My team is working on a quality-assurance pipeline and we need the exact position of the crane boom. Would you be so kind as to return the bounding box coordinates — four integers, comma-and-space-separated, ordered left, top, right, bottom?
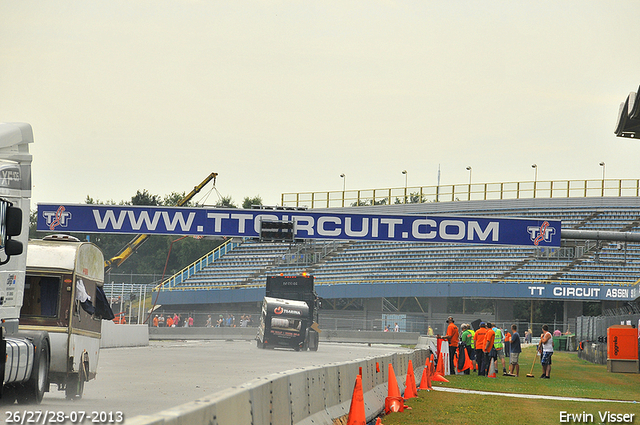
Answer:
104, 172, 218, 272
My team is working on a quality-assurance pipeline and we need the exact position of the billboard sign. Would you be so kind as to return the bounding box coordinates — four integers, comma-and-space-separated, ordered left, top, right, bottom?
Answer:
37, 204, 561, 247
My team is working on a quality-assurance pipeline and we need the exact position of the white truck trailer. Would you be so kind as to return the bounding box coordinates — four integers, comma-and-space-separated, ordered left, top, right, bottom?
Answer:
0, 122, 51, 403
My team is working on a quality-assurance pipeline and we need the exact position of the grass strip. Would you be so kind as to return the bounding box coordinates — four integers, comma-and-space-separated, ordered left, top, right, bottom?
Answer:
382, 346, 640, 424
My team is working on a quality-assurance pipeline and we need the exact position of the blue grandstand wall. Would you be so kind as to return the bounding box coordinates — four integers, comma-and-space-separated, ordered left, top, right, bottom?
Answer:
155, 280, 640, 305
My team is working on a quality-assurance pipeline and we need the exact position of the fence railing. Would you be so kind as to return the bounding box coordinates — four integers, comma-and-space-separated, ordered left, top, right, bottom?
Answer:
576, 314, 640, 342
281, 178, 640, 209
155, 238, 239, 291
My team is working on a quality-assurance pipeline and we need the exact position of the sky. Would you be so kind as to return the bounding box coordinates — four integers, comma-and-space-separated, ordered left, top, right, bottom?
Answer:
1, 1, 640, 210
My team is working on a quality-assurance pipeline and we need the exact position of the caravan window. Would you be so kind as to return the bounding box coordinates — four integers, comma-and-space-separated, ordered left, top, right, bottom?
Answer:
22, 275, 61, 317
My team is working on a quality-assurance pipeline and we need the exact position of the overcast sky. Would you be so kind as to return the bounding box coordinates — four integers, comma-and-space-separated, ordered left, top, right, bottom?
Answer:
1, 1, 639, 209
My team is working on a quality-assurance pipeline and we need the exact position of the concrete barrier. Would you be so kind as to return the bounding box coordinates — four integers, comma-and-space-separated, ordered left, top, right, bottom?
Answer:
100, 321, 149, 348
127, 347, 428, 425
149, 327, 420, 345
149, 326, 257, 340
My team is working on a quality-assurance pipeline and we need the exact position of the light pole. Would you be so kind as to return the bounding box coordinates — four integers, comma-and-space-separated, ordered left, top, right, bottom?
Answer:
532, 164, 538, 198
466, 166, 472, 200
402, 170, 408, 203
599, 162, 605, 196
340, 174, 346, 207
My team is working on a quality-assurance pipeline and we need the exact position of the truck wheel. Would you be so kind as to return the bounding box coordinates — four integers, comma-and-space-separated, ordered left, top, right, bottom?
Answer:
309, 330, 319, 352
17, 340, 49, 404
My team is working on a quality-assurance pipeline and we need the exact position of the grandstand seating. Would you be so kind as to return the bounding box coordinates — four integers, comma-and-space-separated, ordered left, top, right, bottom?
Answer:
165, 198, 640, 291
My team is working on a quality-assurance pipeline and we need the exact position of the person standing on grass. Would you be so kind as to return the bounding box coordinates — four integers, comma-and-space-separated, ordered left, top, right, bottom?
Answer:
460, 323, 476, 374
474, 322, 488, 376
483, 322, 496, 376
504, 328, 511, 357
508, 324, 521, 377
538, 324, 553, 379
492, 324, 507, 375
444, 316, 459, 375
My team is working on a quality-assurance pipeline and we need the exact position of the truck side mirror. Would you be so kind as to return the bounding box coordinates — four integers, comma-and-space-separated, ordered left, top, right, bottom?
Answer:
0, 200, 23, 263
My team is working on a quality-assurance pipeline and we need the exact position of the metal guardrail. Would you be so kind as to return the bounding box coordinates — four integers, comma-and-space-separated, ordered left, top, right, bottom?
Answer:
155, 238, 239, 291
281, 178, 640, 208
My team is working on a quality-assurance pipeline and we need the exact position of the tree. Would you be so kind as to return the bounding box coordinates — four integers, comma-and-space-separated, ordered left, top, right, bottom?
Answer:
242, 195, 263, 209
215, 196, 237, 208
130, 189, 161, 206
163, 191, 190, 206
394, 192, 427, 204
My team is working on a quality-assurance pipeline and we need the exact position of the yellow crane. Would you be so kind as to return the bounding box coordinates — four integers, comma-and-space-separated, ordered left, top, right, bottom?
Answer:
104, 172, 218, 272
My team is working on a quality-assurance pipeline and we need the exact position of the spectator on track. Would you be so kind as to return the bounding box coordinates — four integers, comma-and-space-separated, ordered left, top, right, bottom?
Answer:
206, 315, 212, 327
153, 315, 159, 327
188, 316, 194, 327
158, 313, 165, 327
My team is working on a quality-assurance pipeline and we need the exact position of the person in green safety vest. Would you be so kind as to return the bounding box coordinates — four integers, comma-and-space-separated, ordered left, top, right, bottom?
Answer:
492, 324, 507, 375
460, 324, 476, 374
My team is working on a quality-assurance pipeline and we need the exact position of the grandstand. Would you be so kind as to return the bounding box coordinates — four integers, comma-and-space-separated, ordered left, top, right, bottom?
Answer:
154, 183, 640, 331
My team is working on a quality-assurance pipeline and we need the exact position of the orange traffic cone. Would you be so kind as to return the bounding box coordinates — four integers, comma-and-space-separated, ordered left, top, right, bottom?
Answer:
487, 358, 497, 378
347, 375, 366, 425
419, 367, 430, 390
432, 353, 450, 382
419, 357, 431, 390
436, 352, 445, 376
387, 364, 401, 398
404, 360, 417, 399
385, 364, 404, 414
431, 372, 449, 383
463, 351, 473, 372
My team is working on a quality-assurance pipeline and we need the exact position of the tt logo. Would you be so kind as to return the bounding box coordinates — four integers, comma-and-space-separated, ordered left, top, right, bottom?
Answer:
42, 206, 72, 230
527, 221, 556, 246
